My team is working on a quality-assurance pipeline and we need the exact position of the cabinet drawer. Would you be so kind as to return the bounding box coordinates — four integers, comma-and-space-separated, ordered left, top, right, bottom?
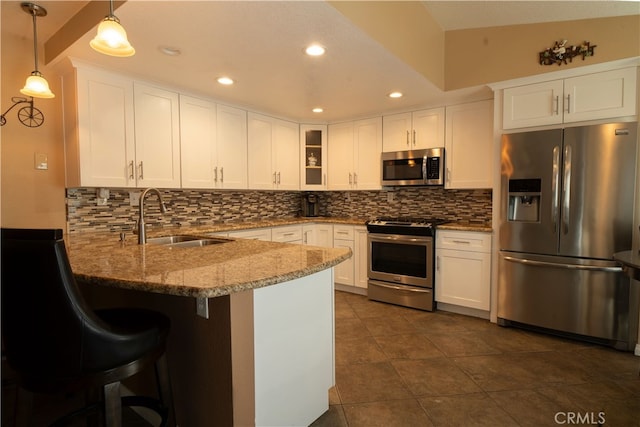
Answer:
272, 225, 303, 243
333, 225, 354, 241
436, 230, 491, 253
227, 228, 272, 241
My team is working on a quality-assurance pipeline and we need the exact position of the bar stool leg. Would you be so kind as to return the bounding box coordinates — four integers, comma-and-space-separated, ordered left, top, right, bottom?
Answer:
155, 353, 176, 426
103, 382, 122, 427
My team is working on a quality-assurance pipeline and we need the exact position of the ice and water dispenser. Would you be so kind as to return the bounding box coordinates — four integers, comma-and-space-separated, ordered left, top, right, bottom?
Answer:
507, 179, 541, 222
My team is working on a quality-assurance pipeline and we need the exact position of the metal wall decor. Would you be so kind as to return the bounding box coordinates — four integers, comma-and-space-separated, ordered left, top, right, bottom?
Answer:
0, 97, 44, 127
539, 39, 597, 66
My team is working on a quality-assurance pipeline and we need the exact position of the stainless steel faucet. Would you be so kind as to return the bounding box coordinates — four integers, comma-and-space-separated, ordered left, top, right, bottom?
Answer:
138, 188, 168, 244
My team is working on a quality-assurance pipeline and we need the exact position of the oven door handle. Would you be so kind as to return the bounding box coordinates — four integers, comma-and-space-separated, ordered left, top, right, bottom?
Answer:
368, 233, 432, 244
369, 281, 431, 293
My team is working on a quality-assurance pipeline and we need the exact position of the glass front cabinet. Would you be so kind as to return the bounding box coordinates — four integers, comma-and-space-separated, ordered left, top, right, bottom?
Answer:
300, 124, 328, 190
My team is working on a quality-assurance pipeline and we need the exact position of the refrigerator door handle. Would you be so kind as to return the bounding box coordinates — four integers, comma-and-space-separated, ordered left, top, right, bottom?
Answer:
502, 256, 623, 272
551, 145, 561, 234
562, 144, 572, 234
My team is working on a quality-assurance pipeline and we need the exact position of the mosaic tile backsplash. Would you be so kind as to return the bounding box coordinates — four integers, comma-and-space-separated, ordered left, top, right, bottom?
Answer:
66, 187, 492, 233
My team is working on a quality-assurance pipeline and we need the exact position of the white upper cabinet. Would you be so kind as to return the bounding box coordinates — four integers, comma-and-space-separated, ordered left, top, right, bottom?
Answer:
382, 107, 445, 152
328, 117, 382, 190
179, 95, 217, 189
300, 125, 328, 190
133, 83, 181, 188
248, 113, 299, 190
502, 67, 637, 129
63, 65, 136, 188
445, 100, 494, 189
216, 104, 248, 189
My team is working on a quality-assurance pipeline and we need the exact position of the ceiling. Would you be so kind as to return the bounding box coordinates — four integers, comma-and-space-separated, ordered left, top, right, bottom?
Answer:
3, 1, 639, 123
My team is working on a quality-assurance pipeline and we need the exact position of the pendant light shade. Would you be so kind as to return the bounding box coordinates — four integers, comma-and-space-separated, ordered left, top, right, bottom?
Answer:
90, 1, 135, 57
21, 71, 55, 99
20, 3, 54, 99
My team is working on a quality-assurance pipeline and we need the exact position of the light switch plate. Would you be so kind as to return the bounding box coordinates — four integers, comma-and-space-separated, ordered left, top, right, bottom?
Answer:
34, 153, 48, 170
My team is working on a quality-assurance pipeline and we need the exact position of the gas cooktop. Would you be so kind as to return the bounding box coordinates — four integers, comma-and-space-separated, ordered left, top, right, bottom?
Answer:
366, 217, 449, 235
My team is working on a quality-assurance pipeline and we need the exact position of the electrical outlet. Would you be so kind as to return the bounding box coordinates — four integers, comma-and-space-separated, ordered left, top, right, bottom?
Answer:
129, 191, 141, 207
196, 298, 209, 319
387, 192, 394, 202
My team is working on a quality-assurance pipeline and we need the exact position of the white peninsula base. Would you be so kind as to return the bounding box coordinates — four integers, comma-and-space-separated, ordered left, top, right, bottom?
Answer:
231, 269, 335, 426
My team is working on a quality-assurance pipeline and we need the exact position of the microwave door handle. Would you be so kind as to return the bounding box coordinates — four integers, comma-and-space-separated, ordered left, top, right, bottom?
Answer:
551, 145, 560, 234
422, 156, 427, 183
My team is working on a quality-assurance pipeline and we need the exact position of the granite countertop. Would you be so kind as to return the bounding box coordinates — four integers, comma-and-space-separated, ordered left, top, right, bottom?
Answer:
148, 216, 493, 234
437, 222, 493, 233
65, 216, 490, 298
66, 231, 351, 298
614, 250, 640, 281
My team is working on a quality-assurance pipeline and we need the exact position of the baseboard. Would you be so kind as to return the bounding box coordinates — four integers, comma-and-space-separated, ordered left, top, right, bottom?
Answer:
635, 343, 640, 356
436, 302, 490, 320
335, 283, 367, 296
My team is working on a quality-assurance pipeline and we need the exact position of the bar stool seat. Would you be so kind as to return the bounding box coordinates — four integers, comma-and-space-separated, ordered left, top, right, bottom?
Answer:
1, 228, 175, 426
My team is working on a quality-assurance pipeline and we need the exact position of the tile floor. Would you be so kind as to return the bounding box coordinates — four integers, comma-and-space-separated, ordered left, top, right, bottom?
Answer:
4, 290, 639, 426
311, 291, 640, 427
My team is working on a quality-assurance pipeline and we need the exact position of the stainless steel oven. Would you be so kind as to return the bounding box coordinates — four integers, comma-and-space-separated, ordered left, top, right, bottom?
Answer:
367, 217, 446, 311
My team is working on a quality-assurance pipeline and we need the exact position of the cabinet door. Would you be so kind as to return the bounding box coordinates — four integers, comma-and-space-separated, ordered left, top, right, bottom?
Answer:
68, 67, 135, 188
354, 227, 368, 289
315, 224, 334, 247
248, 113, 275, 189
273, 119, 300, 190
412, 107, 445, 150
180, 95, 217, 189
334, 239, 355, 286
301, 125, 328, 190
564, 67, 637, 123
133, 83, 181, 188
502, 80, 563, 129
328, 122, 355, 190
217, 105, 248, 189
436, 248, 491, 310
353, 117, 382, 190
382, 112, 412, 152
445, 100, 494, 189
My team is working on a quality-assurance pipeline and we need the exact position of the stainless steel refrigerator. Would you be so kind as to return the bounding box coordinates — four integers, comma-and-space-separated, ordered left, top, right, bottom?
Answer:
498, 122, 639, 350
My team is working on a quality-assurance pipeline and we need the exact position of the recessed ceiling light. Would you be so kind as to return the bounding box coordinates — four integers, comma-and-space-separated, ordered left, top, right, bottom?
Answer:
159, 46, 181, 56
305, 44, 326, 56
388, 92, 403, 98
312, 107, 324, 113
217, 77, 234, 85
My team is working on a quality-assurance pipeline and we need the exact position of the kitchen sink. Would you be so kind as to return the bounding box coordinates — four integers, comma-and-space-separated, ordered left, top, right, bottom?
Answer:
146, 235, 231, 248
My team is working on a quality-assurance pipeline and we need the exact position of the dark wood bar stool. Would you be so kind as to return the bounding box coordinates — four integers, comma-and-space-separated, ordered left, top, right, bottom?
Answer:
1, 228, 175, 426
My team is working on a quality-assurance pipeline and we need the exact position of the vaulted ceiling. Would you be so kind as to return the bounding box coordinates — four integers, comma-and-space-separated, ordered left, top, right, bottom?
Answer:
2, 1, 638, 122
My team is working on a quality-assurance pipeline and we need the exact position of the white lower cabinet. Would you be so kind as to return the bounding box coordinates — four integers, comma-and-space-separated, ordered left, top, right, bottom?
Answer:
302, 224, 333, 247
354, 226, 368, 290
332, 225, 367, 291
333, 225, 355, 286
435, 230, 491, 311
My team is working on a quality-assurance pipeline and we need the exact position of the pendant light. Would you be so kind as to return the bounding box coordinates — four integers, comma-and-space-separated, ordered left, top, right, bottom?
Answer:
20, 3, 55, 99
90, 0, 135, 57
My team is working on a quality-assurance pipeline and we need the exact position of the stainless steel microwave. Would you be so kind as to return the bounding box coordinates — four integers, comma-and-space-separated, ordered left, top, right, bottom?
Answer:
381, 148, 445, 186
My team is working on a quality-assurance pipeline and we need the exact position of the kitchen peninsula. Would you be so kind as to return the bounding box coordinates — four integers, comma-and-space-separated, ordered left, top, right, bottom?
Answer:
66, 230, 351, 427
